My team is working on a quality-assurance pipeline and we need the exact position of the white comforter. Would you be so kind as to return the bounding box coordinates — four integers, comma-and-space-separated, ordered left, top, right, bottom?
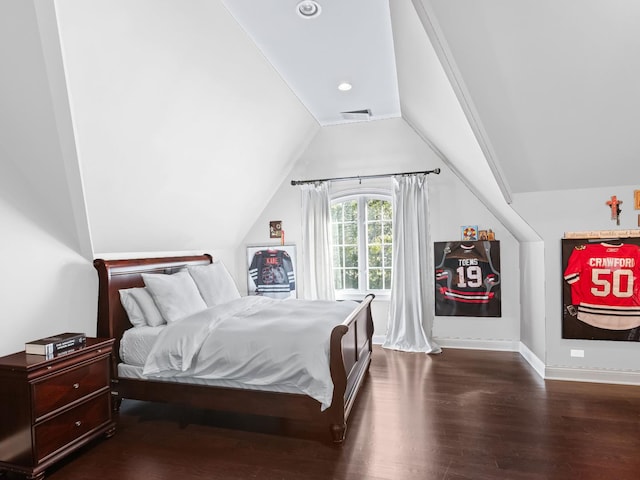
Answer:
142, 296, 359, 410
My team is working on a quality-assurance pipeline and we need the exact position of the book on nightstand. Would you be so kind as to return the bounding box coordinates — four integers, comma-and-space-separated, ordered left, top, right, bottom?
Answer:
25, 332, 86, 356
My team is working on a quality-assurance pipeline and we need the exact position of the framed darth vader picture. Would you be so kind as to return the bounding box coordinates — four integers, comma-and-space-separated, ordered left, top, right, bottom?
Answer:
246, 245, 297, 299
434, 240, 501, 317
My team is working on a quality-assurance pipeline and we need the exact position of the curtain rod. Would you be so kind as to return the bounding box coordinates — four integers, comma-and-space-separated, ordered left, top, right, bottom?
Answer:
290, 168, 441, 186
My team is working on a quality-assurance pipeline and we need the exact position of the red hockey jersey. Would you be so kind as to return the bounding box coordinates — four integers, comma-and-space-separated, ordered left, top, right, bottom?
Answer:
564, 242, 640, 330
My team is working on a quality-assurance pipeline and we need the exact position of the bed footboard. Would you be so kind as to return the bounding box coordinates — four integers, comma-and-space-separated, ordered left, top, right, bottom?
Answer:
326, 294, 375, 442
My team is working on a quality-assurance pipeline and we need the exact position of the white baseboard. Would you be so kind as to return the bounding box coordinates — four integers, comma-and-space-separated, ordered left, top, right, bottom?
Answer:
545, 366, 640, 386
372, 336, 640, 386
518, 342, 546, 379
434, 337, 520, 352
518, 342, 640, 385
374, 335, 520, 351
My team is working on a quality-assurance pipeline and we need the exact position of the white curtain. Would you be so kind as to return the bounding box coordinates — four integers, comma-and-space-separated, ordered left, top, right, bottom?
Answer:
300, 182, 335, 301
383, 175, 441, 354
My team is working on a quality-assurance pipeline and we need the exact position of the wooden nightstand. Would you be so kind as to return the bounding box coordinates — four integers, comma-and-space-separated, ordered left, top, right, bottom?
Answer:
0, 337, 116, 479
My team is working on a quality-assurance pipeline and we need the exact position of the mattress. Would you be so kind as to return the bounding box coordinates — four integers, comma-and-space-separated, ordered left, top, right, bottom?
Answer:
117, 363, 299, 395
118, 322, 299, 395
119, 326, 164, 367
117, 297, 358, 407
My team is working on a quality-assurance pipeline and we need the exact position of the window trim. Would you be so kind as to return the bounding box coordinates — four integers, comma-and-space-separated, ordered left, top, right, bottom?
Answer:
330, 188, 392, 300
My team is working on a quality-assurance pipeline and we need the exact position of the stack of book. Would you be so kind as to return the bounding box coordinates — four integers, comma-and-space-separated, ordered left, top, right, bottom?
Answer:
25, 333, 86, 358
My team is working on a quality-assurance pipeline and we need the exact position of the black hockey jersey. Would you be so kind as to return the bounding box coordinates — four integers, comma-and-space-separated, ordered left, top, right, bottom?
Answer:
434, 241, 501, 317
248, 249, 295, 298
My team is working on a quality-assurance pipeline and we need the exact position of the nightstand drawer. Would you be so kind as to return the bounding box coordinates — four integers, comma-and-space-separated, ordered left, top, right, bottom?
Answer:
0, 337, 115, 478
34, 392, 111, 462
32, 356, 110, 419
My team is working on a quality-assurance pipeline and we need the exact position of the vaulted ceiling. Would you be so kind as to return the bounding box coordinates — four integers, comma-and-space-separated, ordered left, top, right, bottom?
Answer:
223, 0, 640, 198
5, 0, 637, 256
221, 0, 401, 125
424, 0, 640, 196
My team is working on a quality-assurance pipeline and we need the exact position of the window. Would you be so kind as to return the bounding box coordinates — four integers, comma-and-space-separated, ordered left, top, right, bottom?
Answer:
331, 195, 392, 296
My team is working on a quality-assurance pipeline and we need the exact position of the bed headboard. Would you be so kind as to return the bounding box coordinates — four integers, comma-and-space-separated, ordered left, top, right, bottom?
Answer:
93, 254, 212, 363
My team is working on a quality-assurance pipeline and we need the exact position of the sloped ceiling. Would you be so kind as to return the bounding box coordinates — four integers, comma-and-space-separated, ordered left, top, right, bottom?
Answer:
422, 0, 640, 195
0, 0, 84, 252
43, 0, 638, 255
219, 0, 639, 200
390, 0, 536, 241
54, 0, 319, 254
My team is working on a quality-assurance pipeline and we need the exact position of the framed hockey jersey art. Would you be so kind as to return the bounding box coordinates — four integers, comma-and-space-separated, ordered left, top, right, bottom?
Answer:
247, 245, 297, 299
562, 238, 640, 341
434, 240, 501, 317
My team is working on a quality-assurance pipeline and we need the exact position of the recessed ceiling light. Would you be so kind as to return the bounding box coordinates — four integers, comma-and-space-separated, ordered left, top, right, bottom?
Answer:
338, 82, 352, 92
297, 1, 321, 18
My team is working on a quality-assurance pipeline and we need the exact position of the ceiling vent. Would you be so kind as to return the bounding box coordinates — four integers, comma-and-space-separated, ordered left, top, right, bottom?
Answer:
340, 109, 372, 121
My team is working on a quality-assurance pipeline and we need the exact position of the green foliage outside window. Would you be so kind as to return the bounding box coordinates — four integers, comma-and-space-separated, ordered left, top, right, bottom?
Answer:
331, 196, 392, 293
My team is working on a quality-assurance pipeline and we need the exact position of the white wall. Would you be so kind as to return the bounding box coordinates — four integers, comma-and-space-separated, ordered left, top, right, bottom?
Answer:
1, 0, 87, 256
392, 0, 537, 242
0, 194, 97, 357
429, 156, 520, 350
242, 118, 521, 347
55, 0, 319, 254
513, 185, 640, 373
0, 0, 96, 357
518, 241, 546, 361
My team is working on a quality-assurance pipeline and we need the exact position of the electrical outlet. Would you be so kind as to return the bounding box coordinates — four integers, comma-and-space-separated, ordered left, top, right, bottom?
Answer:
570, 349, 584, 358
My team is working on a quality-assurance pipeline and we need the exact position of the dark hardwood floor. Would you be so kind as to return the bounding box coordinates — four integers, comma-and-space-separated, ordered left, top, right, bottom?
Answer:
11, 346, 640, 480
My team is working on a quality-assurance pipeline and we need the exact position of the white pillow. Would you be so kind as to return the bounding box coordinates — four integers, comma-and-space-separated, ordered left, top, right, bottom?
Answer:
142, 271, 207, 323
119, 287, 166, 327
188, 261, 241, 307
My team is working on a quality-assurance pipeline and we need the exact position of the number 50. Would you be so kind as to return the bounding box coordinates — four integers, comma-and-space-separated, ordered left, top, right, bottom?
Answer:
591, 268, 633, 298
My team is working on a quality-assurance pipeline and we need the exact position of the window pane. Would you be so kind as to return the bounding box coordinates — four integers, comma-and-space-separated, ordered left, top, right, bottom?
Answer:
368, 245, 382, 268
331, 203, 343, 222
383, 245, 393, 267
367, 199, 382, 221
344, 223, 358, 244
345, 269, 359, 289
344, 200, 358, 221
333, 246, 343, 268
383, 268, 392, 289
332, 224, 343, 245
368, 269, 382, 290
344, 246, 358, 267
334, 269, 344, 290
382, 221, 393, 243
367, 222, 382, 244
382, 200, 392, 220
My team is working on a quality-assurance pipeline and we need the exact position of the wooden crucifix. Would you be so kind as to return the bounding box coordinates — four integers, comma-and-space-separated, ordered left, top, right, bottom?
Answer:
606, 195, 623, 225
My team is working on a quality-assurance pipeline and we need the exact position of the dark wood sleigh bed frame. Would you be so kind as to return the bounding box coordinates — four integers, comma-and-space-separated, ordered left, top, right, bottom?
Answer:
94, 254, 374, 443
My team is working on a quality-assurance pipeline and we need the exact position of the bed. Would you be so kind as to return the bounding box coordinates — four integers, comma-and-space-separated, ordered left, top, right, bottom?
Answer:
93, 254, 374, 443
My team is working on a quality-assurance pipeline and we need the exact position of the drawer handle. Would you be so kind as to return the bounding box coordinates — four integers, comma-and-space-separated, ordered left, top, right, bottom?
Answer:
73, 383, 80, 389
75, 421, 82, 428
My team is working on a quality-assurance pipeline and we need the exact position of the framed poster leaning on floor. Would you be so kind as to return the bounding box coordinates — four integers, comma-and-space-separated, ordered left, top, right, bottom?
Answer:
246, 245, 297, 299
434, 240, 501, 317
